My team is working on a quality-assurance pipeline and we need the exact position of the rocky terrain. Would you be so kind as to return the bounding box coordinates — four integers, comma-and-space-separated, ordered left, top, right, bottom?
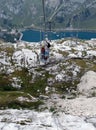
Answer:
0, 38, 96, 129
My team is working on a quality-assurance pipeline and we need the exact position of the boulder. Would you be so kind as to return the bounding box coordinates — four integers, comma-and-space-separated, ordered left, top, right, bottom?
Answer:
77, 71, 96, 96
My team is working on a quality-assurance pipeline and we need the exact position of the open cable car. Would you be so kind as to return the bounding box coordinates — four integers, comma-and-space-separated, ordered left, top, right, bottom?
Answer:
40, 0, 51, 64
40, 37, 51, 64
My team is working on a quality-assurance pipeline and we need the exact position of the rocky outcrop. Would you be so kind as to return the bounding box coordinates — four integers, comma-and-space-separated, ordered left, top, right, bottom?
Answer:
77, 71, 96, 97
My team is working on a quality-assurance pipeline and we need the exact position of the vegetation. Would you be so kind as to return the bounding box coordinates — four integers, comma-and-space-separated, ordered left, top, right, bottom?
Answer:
0, 38, 96, 110
0, 66, 50, 109
0, 91, 43, 109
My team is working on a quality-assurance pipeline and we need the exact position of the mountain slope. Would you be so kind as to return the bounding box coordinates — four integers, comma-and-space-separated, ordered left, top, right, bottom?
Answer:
0, 0, 96, 30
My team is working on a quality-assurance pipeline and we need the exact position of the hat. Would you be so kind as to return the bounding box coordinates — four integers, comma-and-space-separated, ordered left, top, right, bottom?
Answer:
42, 42, 45, 47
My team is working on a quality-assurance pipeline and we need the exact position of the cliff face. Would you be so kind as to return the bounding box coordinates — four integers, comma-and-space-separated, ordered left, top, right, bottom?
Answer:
0, 0, 96, 29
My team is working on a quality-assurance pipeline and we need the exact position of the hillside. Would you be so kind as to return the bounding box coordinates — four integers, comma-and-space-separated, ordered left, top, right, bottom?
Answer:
0, 0, 96, 30
0, 38, 96, 129
0, 38, 96, 108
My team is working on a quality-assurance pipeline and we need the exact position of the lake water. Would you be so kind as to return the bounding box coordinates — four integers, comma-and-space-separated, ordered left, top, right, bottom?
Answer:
21, 29, 96, 42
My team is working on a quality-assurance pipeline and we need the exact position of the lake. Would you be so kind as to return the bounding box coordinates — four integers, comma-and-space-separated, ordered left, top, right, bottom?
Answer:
21, 29, 96, 42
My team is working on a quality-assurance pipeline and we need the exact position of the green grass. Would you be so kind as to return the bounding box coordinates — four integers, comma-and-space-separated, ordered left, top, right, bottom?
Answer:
5, 46, 14, 57
10, 68, 52, 97
23, 71, 51, 97
53, 81, 78, 94
89, 63, 96, 72
12, 68, 44, 96
0, 74, 16, 91
0, 67, 52, 97
73, 59, 87, 68
12, 67, 32, 88
58, 50, 69, 57
0, 91, 43, 109
0, 68, 48, 109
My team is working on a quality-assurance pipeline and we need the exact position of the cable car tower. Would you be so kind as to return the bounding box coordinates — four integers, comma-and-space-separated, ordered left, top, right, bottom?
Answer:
42, 0, 64, 40
42, 0, 47, 39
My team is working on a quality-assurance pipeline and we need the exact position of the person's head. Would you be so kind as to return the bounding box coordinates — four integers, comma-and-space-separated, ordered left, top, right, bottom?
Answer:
42, 42, 45, 47
45, 37, 48, 41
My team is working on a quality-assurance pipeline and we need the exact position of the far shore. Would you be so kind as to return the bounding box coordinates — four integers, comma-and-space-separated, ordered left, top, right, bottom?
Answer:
19, 26, 96, 33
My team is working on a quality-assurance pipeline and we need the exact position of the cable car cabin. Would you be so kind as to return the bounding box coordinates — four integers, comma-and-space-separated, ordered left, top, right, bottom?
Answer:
40, 40, 51, 64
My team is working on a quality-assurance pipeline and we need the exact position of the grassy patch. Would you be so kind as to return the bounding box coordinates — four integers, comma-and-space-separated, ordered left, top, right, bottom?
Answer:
74, 59, 87, 68
0, 67, 45, 109
7, 100, 43, 110
90, 63, 96, 72
0, 91, 43, 109
52, 78, 79, 95
50, 106, 56, 112
23, 71, 50, 97
35, 67, 45, 72
5, 46, 14, 56
12, 68, 51, 97
58, 50, 69, 57
12, 67, 32, 88
0, 44, 14, 57
0, 74, 16, 91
